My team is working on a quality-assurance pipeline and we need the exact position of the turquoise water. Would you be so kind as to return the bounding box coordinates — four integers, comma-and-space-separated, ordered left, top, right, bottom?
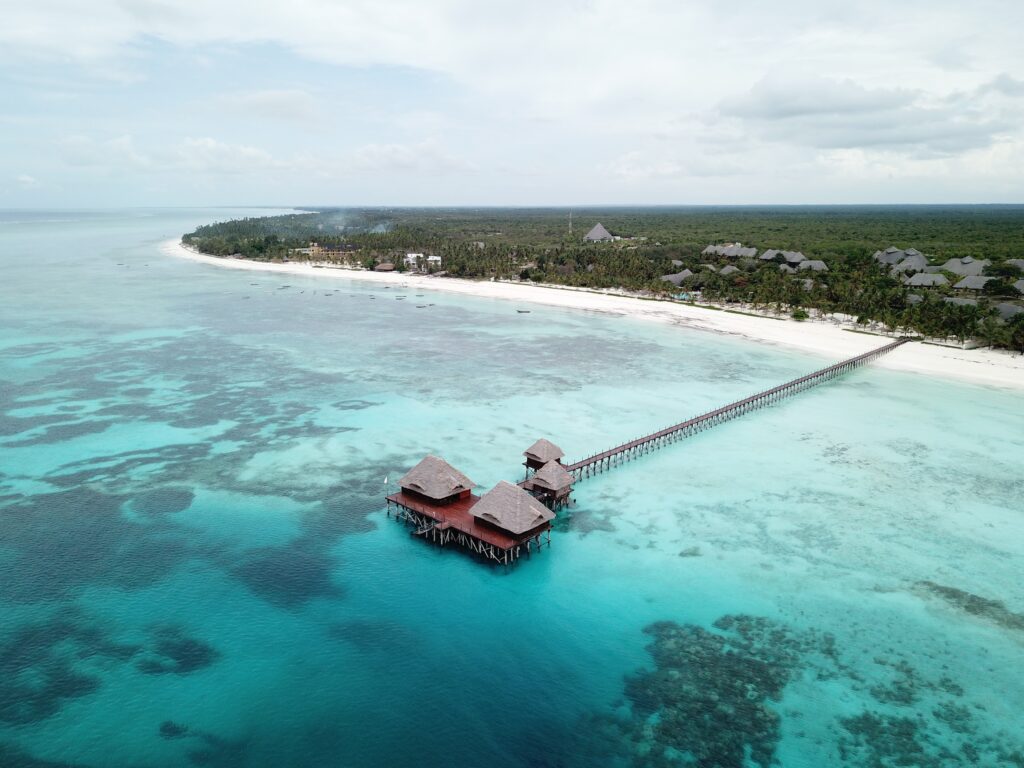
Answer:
1, 209, 1022, 767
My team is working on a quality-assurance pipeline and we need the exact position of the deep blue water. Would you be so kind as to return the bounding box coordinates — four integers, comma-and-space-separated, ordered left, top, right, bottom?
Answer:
1, 209, 1022, 767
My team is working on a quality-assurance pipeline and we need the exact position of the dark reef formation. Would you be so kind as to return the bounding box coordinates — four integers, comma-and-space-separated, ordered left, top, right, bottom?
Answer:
136, 625, 220, 675
917, 581, 1024, 633
575, 613, 1024, 768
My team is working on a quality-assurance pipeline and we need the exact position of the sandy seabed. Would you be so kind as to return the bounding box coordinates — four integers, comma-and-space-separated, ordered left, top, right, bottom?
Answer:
161, 239, 1024, 391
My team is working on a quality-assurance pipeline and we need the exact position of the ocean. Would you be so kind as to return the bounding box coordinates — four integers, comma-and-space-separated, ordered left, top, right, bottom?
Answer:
1, 208, 1022, 767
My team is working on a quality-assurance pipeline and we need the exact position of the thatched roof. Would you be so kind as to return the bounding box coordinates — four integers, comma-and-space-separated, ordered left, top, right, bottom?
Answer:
798, 260, 828, 272
874, 247, 906, 266
995, 302, 1023, 321
661, 269, 693, 286
472, 481, 555, 534
719, 265, 740, 276
398, 455, 475, 500
941, 257, 990, 277
1015, 279, 1024, 295
953, 276, 993, 291
584, 223, 613, 242
1006, 259, 1024, 271
527, 460, 574, 493
904, 272, 948, 287
706, 244, 756, 258
892, 253, 928, 273
524, 438, 564, 463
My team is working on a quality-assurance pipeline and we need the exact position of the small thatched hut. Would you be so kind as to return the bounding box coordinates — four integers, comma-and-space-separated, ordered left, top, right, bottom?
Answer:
472, 481, 555, 535
398, 455, 475, 504
524, 438, 565, 472
525, 460, 574, 508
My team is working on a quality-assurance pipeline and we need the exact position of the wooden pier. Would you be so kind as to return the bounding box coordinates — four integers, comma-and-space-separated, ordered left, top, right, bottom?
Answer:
564, 337, 910, 481
386, 337, 910, 565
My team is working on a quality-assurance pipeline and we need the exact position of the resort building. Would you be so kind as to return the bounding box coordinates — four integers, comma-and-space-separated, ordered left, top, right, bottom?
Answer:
472, 481, 555, 536
524, 438, 565, 473
952, 276, 994, 291
798, 260, 829, 272
873, 247, 931, 273
661, 269, 694, 286
996, 303, 1024, 321
719, 265, 740, 276
375, 262, 395, 272
397, 455, 475, 504
940, 257, 990, 277
524, 460, 574, 509
404, 253, 424, 267
760, 249, 807, 264
904, 273, 948, 287
386, 457, 554, 565
703, 243, 758, 258
584, 223, 614, 242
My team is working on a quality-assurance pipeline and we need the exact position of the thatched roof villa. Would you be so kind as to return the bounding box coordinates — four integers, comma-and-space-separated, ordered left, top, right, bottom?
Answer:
398, 455, 475, 504
525, 460, 574, 509
472, 481, 555, 536
524, 438, 565, 471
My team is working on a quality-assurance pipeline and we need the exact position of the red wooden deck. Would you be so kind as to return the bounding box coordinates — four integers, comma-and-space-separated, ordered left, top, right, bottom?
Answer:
387, 491, 544, 550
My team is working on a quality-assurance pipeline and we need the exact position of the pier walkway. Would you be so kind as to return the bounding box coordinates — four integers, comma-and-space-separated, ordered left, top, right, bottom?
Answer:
563, 337, 910, 481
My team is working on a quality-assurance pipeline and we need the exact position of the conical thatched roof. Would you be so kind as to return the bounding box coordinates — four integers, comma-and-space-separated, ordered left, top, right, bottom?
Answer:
472, 481, 555, 534
524, 438, 564, 464
398, 455, 475, 500
527, 460, 574, 493
583, 223, 613, 242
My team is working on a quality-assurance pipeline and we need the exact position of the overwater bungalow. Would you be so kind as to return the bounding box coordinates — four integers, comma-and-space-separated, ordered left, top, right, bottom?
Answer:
524, 438, 565, 473
472, 481, 554, 538
397, 454, 475, 504
386, 457, 553, 564
524, 460, 574, 509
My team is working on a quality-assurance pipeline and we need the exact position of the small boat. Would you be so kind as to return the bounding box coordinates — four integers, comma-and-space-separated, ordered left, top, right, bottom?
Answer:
517, 309, 531, 314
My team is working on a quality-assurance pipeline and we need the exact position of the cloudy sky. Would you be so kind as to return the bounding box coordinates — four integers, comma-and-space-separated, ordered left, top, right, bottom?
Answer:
3, 0, 1024, 206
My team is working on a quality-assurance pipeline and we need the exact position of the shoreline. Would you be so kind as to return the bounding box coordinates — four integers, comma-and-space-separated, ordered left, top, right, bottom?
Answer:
160, 239, 1024, 391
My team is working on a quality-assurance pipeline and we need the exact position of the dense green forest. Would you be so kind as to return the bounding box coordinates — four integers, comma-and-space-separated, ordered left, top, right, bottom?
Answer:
183, 207, 1024, 351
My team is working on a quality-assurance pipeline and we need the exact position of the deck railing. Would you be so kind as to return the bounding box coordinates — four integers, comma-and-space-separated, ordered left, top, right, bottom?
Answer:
565, 337, 910, 480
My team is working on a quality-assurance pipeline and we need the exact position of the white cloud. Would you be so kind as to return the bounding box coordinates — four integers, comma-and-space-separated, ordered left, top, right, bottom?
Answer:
175, 137, 281, 174
5, 0, 1024, 202
58, 135, 152, 169
56, 134, 281, 175
219, 89, 321, 122
348, 140, 475, 174
15, 174, 40, 188
720, 74, 1021, 157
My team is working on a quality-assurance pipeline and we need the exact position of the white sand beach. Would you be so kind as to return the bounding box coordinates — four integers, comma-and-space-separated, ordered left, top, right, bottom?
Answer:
162, 239, 1024, 391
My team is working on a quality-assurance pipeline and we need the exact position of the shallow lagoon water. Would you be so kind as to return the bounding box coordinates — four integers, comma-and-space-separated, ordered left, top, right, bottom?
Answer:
1, 209, 1022, 767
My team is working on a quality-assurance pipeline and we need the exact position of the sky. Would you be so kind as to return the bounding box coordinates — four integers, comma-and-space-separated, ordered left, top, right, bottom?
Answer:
2, 0, 1024, 207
